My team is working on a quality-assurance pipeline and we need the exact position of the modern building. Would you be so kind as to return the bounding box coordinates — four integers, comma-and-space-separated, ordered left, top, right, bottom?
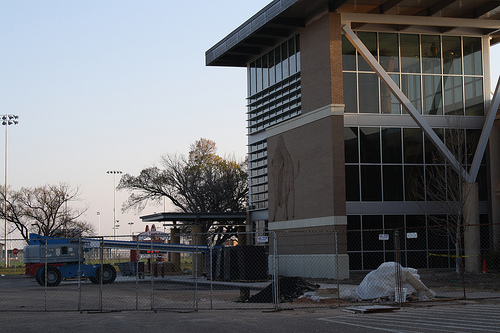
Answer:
206, 0, 500, 277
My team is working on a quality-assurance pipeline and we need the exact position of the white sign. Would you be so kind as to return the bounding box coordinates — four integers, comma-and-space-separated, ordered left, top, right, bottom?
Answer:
407, 232, 418, 239
379, 234, 389, 241
257, 236, 269, 243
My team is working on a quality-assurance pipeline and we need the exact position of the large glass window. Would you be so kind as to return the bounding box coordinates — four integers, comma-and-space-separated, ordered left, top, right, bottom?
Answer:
361, 166, 382, 201
403, 128, 423, 164
422, 35, 441, 74
358, 32, 377, 71
464, 77, 484, 116
359, 73, 379, 113
463, 37, 482, 75
401, 34, 420, 73
341, 32, 484, 115
343, 72, 357, 113
382, 128, 402, 163
444, 76, 463, 115
344, 127, 359, 163
383, 165, 403, 201
360, 127, 380, 163
379, 33, 399, 72
443, 36, 462, 75
423, 75, 443, 115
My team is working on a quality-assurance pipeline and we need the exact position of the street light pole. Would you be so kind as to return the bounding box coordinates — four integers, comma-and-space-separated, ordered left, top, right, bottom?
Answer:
2, 115, 18, 268
106, 170, 122, 240
97, 212, 101, 236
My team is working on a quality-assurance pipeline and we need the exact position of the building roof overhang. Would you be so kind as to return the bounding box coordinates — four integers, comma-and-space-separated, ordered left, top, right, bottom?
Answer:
206, 0, 500, 68
140, 212, 247, 224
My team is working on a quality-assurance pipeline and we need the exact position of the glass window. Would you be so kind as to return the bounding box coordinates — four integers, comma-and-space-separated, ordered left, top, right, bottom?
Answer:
360, 127, 381, 163
268, 50, 276, 86
422, 75, 443, 115
464, 77, 484, 116
425, 165, 447, 201
347, 215, 361, 251
359, 73, 379, 113
343, 72, 357, 113
466, 129, 481, 165
342, 34, 356, 71
381, 74, 401, 114
344, 127, 359, 163
357, 32, 377, 71
295, 34, 301, 72
281, 42, 289, 78
425, 128, 444, 164
401, 34, 420, 73
404, 128, 423, 164
256, 58, 262, 92
443, 76, 463, 115
289, 37, 297, 75
379, 33, 399, 72
443, 36, 462, 75
421, 35, 441, 74
361, 166, 382, 201
275, 46, 282, 82
346, 165, 360, 201
249, 61, 256, 96
383, 165, 403, 201
404, 165, 424, 201
463, 37, 482, 75
262, 54, 269, 90
362, 215, 383, 250
402, 74, 422, 113
382, 127, 402, 163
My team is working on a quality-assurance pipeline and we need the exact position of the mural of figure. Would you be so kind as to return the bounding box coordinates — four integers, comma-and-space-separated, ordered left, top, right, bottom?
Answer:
271, 135, 299, 221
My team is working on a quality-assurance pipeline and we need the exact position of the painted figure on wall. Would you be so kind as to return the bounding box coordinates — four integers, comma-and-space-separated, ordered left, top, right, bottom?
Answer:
271, 135, 299, 221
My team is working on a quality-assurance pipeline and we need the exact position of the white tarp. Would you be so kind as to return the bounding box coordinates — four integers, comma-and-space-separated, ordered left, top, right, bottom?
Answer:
355, 262, 435, 301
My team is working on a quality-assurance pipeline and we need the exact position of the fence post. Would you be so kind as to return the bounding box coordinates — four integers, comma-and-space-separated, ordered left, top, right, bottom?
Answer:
150, 238, 154, 310
78, 236, 82, 313
335, 231, 340, 307
99, 237, 103, 311
394, 230, 403, 304
209, 233, 213, 310
272, 231, 279, 310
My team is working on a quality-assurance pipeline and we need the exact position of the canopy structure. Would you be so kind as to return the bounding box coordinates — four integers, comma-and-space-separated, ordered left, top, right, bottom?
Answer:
140, 212, 247, 226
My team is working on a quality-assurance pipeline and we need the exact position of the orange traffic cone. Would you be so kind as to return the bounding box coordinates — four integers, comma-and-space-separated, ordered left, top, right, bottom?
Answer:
482, 259, 488, 274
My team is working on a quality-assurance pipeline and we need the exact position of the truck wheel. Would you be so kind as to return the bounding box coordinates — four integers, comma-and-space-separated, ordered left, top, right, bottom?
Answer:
95, 264, 116, 284
88, 276, 98, 284
39, 266, 62, 287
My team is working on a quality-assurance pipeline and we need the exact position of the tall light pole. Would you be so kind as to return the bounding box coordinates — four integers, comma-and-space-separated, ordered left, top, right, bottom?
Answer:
3, 115, 18, 268
96, 212, 101, 236
106, 171, 122, 240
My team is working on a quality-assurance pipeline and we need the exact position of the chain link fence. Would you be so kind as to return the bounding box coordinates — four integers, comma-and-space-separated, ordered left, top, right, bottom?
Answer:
2, 225, 500, 312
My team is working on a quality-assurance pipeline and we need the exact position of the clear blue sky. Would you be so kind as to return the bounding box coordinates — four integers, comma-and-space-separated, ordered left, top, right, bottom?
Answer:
1, 1, 499, 237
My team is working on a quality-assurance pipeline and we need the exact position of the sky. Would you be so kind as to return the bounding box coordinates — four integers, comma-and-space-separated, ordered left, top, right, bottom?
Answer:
1, 1, 499, 238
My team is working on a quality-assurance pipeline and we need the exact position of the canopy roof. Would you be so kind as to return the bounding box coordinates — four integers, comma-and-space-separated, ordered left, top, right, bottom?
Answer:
206, 0, 500, 67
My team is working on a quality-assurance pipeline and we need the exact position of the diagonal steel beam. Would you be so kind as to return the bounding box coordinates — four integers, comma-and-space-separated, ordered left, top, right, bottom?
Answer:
342, 24, 470, 181
468, 76, 500, 182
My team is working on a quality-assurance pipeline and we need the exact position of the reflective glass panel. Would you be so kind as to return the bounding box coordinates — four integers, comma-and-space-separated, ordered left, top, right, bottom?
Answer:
359, 73, 379, 113
422, 35, 441, 74
295, 35, 301, 72
443, 36, 462, 75
423, 75, 443, 115
361, 166, 382, 201
405, 165, 424, 201
357, 32, 377, 71
381, 74, 400, 114
268, 50, 276, 86
360, 127, 381, 163
402, 74, 422, 113
342, 35, 356, 71
289, 37, 297, 75
281, 42, 289, 78
383, 165, 403, 201
444, 76, 463, 115
401, 34, 420, 73
382, 128, 402, 163
343, 72, 357, 113
346, 165, 360, 201
379, 33, 399, 72
403, 128, 423, 164
463, 37, 482, 75
344, 127, 359, 163
464, 77, 484, 116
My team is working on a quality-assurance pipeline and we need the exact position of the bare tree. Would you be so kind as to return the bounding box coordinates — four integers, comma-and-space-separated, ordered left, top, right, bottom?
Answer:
0, 183, 92, 241
414, 119, 481, 273
118, 138, 248, 246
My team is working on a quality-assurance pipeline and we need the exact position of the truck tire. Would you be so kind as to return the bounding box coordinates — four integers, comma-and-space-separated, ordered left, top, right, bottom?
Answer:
94, 264, 116, 285
38, 266, 62, 287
